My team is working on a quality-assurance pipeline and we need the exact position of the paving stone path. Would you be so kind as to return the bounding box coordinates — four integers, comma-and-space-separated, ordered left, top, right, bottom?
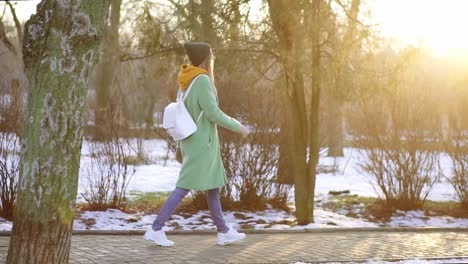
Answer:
0, 229, 467, 263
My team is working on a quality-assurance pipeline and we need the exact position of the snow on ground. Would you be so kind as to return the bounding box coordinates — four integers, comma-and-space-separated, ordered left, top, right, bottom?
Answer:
71, 207, 379, 231
0, 218, 12, 231
101, 140, 456, 202
78, 139, 459, 202
78, 139, 179, 197
1, 138, 467, 231
387, 210, 468, 228
2, 198, 467, 231
4, 137, 460, 203
293, 258, 468, 264
316, 148, 458, 202
70, 139, 468, 231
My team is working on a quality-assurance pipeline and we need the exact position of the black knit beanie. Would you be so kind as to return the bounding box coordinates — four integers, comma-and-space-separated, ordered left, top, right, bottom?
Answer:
183, 42, 211, 66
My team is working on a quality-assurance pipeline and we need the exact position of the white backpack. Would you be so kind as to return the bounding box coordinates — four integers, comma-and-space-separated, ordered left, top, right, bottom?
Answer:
162, 74, 205, 141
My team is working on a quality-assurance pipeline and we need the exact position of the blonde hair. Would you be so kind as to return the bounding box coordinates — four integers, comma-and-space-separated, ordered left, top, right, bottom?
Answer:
199, 52, 217, 95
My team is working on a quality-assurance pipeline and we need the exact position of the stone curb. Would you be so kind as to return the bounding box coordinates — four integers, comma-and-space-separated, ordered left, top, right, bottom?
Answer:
1, 227, 468, 236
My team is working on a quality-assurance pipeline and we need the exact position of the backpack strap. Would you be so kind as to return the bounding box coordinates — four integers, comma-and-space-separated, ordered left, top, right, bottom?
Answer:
178, 74, 207, 124
180, 74, 207, 101
195, 111, 204, 124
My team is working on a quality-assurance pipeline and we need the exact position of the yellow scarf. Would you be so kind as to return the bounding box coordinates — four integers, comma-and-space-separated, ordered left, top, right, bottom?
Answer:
177, 64, 208, 90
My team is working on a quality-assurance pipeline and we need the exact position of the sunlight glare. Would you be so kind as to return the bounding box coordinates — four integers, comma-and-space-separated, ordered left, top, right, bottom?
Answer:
368, 0, 468, 58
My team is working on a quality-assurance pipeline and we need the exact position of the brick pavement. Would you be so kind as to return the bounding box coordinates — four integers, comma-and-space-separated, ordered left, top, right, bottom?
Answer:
0, 229, 467, 263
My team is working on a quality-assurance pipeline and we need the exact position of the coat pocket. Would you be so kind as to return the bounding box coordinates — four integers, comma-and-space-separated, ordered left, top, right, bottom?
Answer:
207, 134, 213, 149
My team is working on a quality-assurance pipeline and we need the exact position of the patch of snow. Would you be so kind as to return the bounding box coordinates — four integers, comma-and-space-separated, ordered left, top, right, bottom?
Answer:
313, 208, 379, 228
387, 210, 468, 228
2, 138, 467, 232
314, 148, 457, 202
127, 163, 180, 193
0, 218, 12, 231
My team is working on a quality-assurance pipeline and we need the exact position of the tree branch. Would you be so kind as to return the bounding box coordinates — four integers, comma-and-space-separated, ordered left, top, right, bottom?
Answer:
6, 0, 22, 50
216, 47, 280, 60
334, 0, 377, 28
0, 19, 17, 56
120, 47, 182, 61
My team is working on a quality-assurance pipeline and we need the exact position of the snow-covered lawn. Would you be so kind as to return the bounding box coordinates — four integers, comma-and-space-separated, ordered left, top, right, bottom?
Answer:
3, 193, 466, 231
69, 192, 467, 231
1, 138, 467, 231
79, 139, 460, 202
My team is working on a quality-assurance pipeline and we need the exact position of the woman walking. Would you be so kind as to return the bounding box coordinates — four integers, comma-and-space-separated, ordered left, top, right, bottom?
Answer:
144, 42, 250, 247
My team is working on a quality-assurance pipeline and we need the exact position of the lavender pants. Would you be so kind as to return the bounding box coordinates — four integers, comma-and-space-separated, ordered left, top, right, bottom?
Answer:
152, 187, 229, 233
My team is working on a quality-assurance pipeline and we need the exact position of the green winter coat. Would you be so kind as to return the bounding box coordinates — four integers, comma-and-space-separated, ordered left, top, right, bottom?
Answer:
175, 74, 241, 191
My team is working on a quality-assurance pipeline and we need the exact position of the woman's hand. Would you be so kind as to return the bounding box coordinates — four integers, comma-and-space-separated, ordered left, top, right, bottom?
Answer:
240, 124, 250, 138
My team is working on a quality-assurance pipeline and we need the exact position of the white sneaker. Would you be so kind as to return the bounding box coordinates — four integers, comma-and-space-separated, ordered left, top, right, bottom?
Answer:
217, 227, 246, 246
144, 226, 174, 247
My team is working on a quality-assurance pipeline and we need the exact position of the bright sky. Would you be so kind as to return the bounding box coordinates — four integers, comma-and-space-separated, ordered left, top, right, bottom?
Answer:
2, 0, 468, 59
367, 0, 468, 58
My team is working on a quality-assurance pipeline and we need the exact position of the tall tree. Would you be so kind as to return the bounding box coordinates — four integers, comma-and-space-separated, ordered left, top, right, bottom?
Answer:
307, 0, 322, 221
327, 0, 361, 156
267, 0, 310, 224
7, 0, 110, 263
94, 0, 122, 141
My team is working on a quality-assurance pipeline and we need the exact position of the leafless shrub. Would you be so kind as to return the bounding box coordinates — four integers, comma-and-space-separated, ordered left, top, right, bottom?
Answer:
447, 136, 468, 209
0, 79, 23, 219
0, 134, 20, 219
354, 83, 442, 211
445, 84, 468, 209
152, 126, 177, 166
80, 95, 136, 211
219, 132, 292, 212
191, 75, 292, 212
80, 137, 136, 211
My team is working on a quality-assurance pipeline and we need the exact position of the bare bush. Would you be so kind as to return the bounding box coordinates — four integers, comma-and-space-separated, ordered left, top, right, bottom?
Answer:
447, 137, 468, 209
446, 83, 468, 209
0, 133, 20, 219
190, 74, 292, 212
357, 145, 441, 210
80, 137, 136, 211
80, 94, 136, 210
354, 78, 442, 211
0, 79, 23, 219
219, 132, 292, 212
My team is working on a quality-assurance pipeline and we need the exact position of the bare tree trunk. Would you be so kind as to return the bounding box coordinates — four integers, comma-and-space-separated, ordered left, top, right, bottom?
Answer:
326, 95, 344, 156
267, 0, 310, 224
7, 1, 109, 263
327, 0, 360, 157
94, 0, 122, 141
276, 114, 294, 184
307, 0, 322, 221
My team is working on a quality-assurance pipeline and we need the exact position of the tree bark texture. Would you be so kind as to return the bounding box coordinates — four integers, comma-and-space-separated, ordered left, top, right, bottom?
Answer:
7, 0, 110, 263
